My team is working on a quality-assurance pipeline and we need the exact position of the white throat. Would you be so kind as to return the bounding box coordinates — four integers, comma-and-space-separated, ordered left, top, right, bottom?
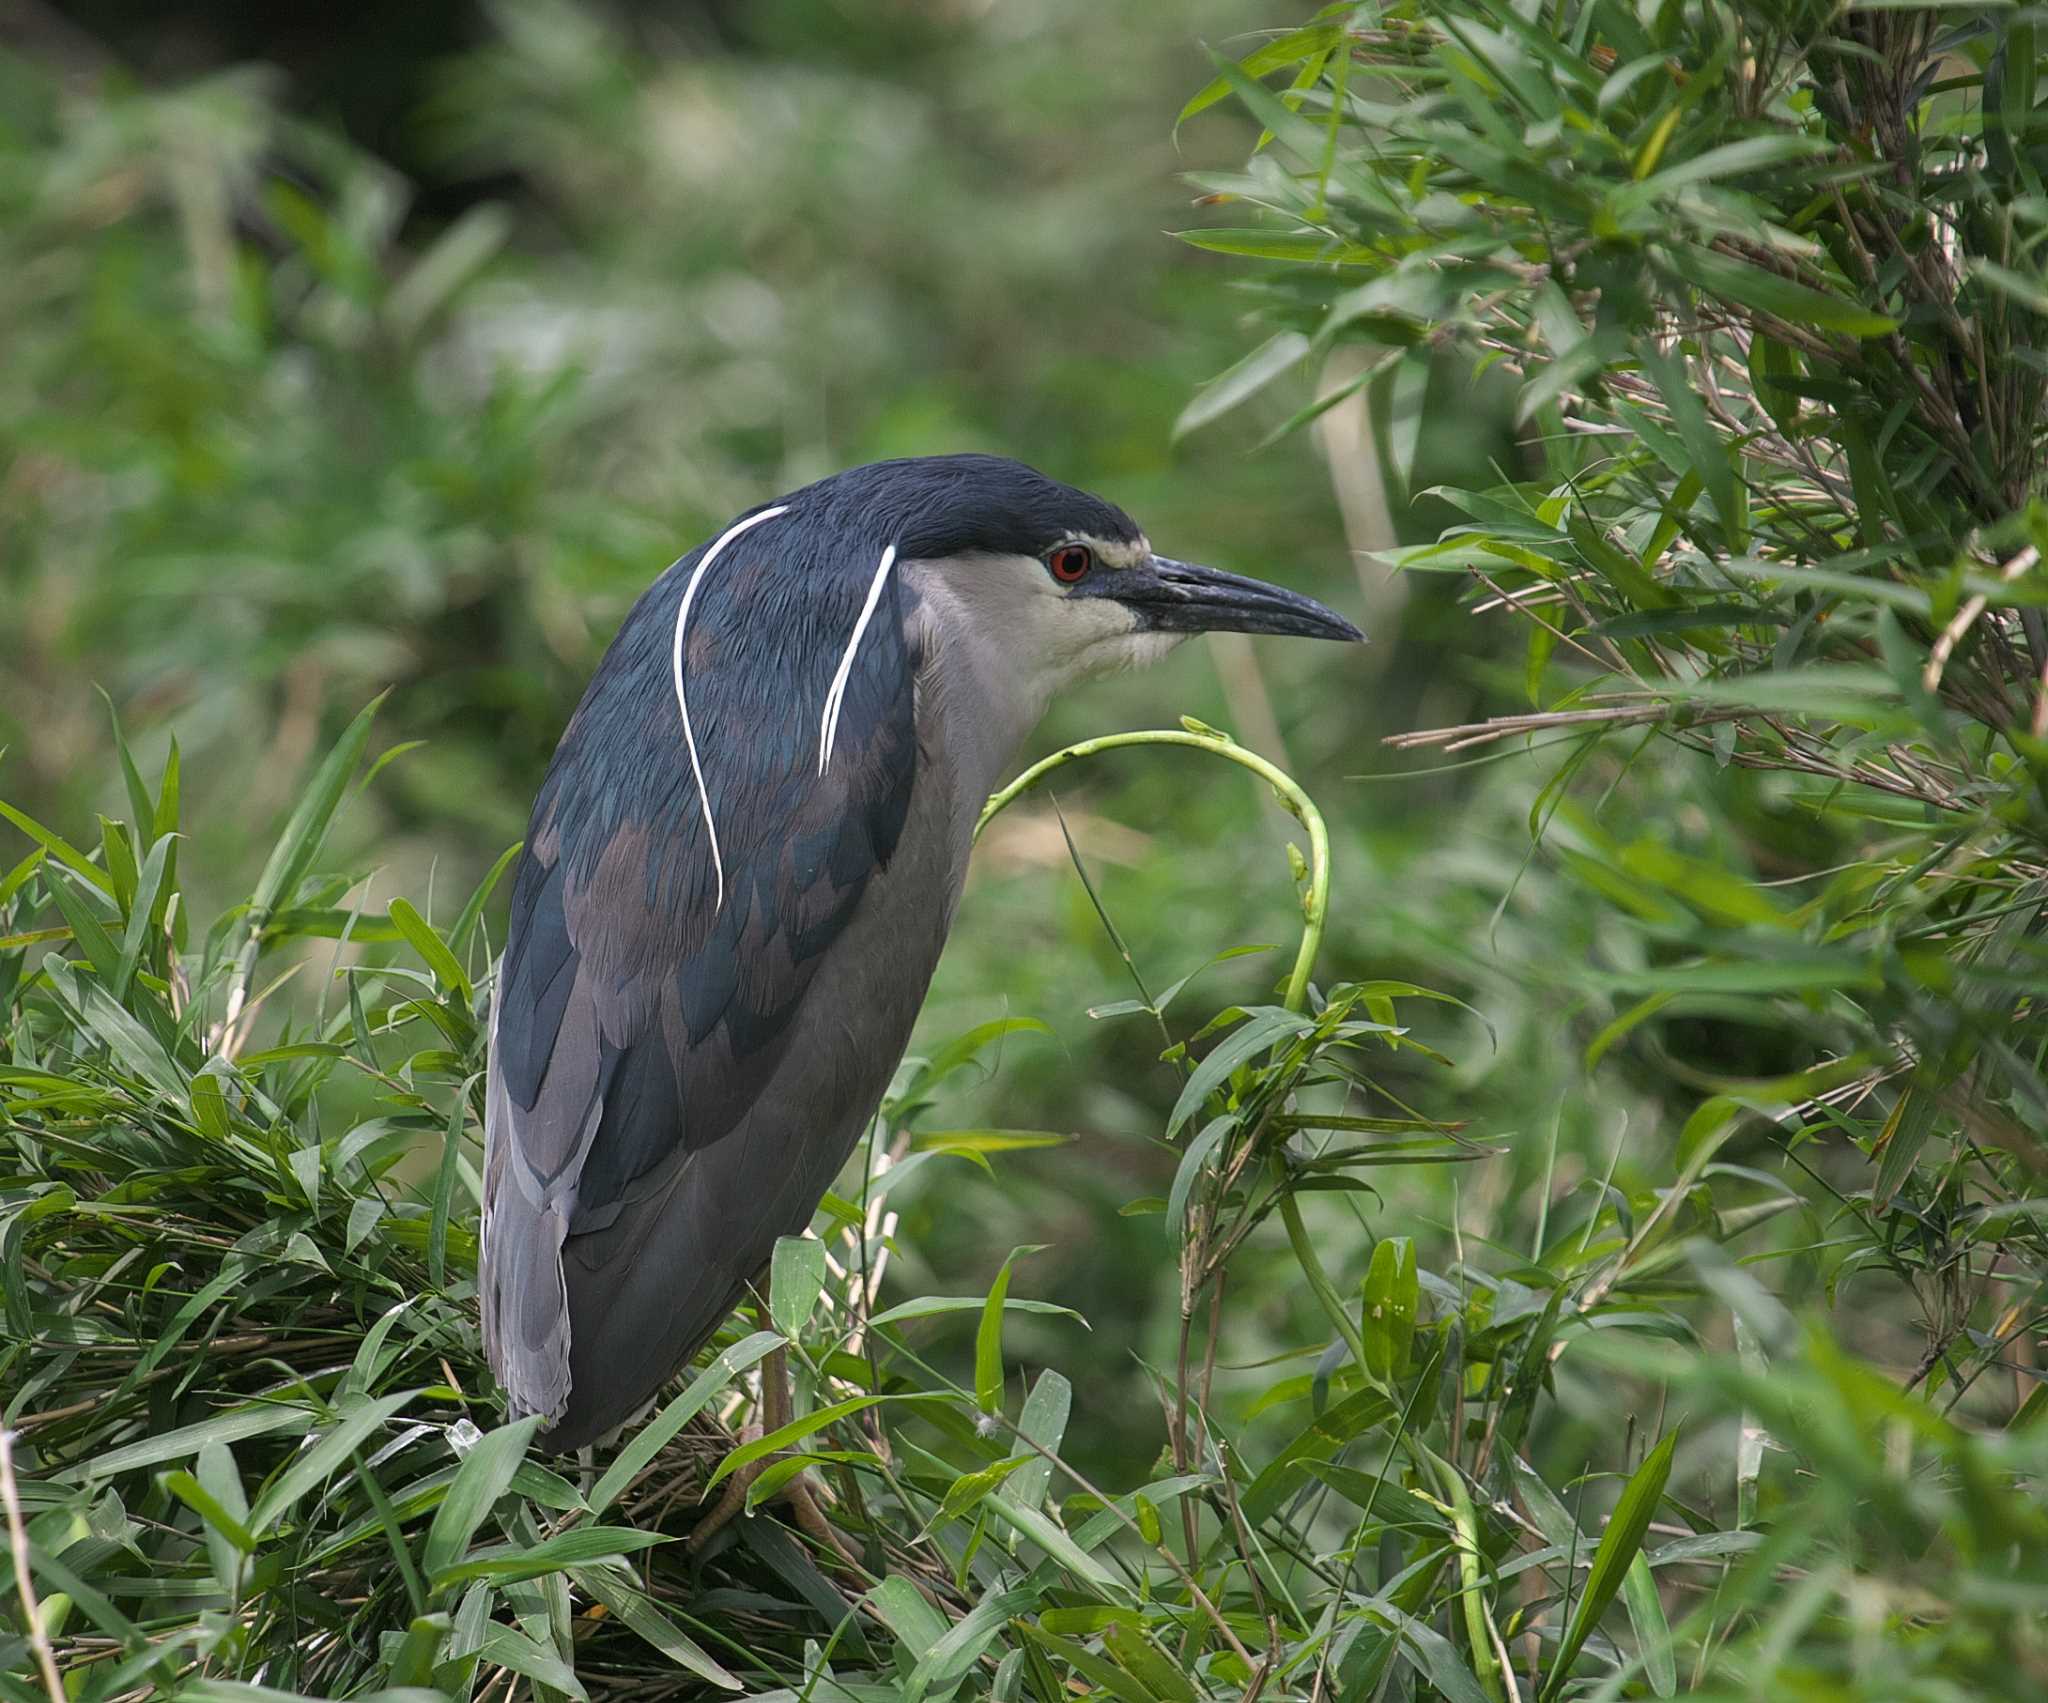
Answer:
899, 552, 1185, 815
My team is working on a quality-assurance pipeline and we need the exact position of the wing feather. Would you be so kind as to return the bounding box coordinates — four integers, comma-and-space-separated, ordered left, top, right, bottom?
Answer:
482, 530, 921, 1441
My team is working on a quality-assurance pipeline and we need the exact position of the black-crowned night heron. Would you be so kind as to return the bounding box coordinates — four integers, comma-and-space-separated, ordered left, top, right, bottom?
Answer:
480, 454, 1361, 1489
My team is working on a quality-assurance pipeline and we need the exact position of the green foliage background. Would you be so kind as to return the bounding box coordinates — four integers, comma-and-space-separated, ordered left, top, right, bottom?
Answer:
4, 2, 2047, 1699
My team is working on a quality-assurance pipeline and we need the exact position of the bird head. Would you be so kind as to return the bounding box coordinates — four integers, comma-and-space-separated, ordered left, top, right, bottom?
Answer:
814, 454, 1363, 705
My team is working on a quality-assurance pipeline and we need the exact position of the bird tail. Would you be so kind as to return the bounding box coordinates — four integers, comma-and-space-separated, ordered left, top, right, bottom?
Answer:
480, 1021, 573, 1427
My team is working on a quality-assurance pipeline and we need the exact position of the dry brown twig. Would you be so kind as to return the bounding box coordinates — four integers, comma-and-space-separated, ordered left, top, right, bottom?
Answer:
1, 1428, 66, 1703
1925, 546, 2040, 695
1384, 701, 1749, 753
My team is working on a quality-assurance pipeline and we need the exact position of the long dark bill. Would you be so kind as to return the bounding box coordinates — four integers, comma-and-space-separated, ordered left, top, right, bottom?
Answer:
1109, 554, 1365, 642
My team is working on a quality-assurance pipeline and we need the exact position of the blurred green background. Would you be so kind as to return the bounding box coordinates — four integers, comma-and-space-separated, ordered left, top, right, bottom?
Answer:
5, 0, 1687, 1487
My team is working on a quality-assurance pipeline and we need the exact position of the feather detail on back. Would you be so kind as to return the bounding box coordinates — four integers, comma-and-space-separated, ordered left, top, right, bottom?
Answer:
482, 498, 923, 1445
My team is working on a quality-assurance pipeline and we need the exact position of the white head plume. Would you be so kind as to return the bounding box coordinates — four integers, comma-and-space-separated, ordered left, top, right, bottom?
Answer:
670, 503, 790, 911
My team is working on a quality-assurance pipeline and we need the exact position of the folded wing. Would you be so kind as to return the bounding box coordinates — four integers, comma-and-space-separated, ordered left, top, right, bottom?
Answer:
481, 534, 919, 1444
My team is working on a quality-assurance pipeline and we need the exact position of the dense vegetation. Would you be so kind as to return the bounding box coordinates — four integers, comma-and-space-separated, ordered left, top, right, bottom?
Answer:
4, 2, 2047, 1700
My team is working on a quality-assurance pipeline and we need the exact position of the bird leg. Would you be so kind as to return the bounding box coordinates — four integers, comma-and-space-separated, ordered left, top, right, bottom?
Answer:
685, 1345, 860, 1570
692, 1367, 778, 1555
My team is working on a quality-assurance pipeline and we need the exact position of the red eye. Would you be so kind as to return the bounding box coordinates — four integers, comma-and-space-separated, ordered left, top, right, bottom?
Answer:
1047, 544, 1093, 584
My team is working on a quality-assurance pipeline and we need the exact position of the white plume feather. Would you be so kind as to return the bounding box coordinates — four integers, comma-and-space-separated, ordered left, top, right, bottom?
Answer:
818, 544, 898, 776
671, 503, 790, 911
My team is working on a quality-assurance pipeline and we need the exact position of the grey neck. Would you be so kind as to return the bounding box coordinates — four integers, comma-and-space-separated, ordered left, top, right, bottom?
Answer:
899, 559, 1051, 857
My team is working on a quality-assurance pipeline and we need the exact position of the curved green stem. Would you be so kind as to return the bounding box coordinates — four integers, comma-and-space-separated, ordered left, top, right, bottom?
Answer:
1276, 1154, 1367, 1368
981, 723, 1353, 1363
1425, 1445, 1507, 1703
976, 726, 1330, 1016
982, 726, 1369, 1577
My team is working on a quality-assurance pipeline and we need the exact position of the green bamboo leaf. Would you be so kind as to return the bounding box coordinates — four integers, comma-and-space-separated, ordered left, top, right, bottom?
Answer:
924, 1456, 1030, 1534
906, 1585, 1040, 1702
1168, 1008, 1313, 1136
98, 687, 155, 837
1541, 1429, 1679, 1701
265, 907, 407, 942
112, 831, 175, 1001
250, 694, 386, 918
999, 1369, 1072, 1512
160, 1464, 256, 1558
22, 1539, 145, 1649
1241, 1387, 1396, 1525
1298, 1459, 1407, 1519
428, 1082, 471, 1292
1643, 664, 1900, 716
388, 897, 472, 1002
154, 737, 182, 841
467, 1623, 586, 1699
449, 839, 522, 955
0, 800, 114, 896
587, 1330, 783, 1513
914, 1129, 1078, 1155
769, 1233, 829, 1337
1718, 558, 1932, 614
1659, 244, 1897, 337
65, 971, 186, 1099
73, 1403, 322, 1479
1618, 134, 1828, 206
1203, 45, 1375, 200
1106, 1620, 1198, 1703
980, 1494, 1126, 1596
422, 1413, 541, 1584
1364, 1597, 1494, 1703
1638, 339, 1741, 546
99, 815, 137, 910
247, 1389, 417, 1536
354, 739, 427, 799
901, 1016, 1055, 1104
194, 1440, 255, 1605
0, 844, 45, 909
869, 1571, 950, 1668
1622, 1550, 1678, 1696
1019, 1627, 1154, 1703
976, 1246, 1041, 1414
569, 1565, 740, 1689
1175, 23, 1337, 127
1166, 1115, 1231, 1242
42, 876, 122, 984
702, 1392, 943, 1491
1173, 330, 1309, 441
1872, 1083, 1940, 1208
1361, 1235, 1418, 1386
867, 1294, 1085, 1329
430, 1525, 668, 1589
1174, 227, 1378, 263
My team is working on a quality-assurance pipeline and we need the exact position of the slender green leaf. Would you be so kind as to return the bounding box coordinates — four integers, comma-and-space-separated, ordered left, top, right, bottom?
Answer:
1542, 1429, 1679, 1700
388, 896, 472, 1002
247, 1389, 417, 1536
250, 694, 385, 917
587, 1331, 783, 1514
431, 1525, 668, 1589
423, 1414, 541, 1584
